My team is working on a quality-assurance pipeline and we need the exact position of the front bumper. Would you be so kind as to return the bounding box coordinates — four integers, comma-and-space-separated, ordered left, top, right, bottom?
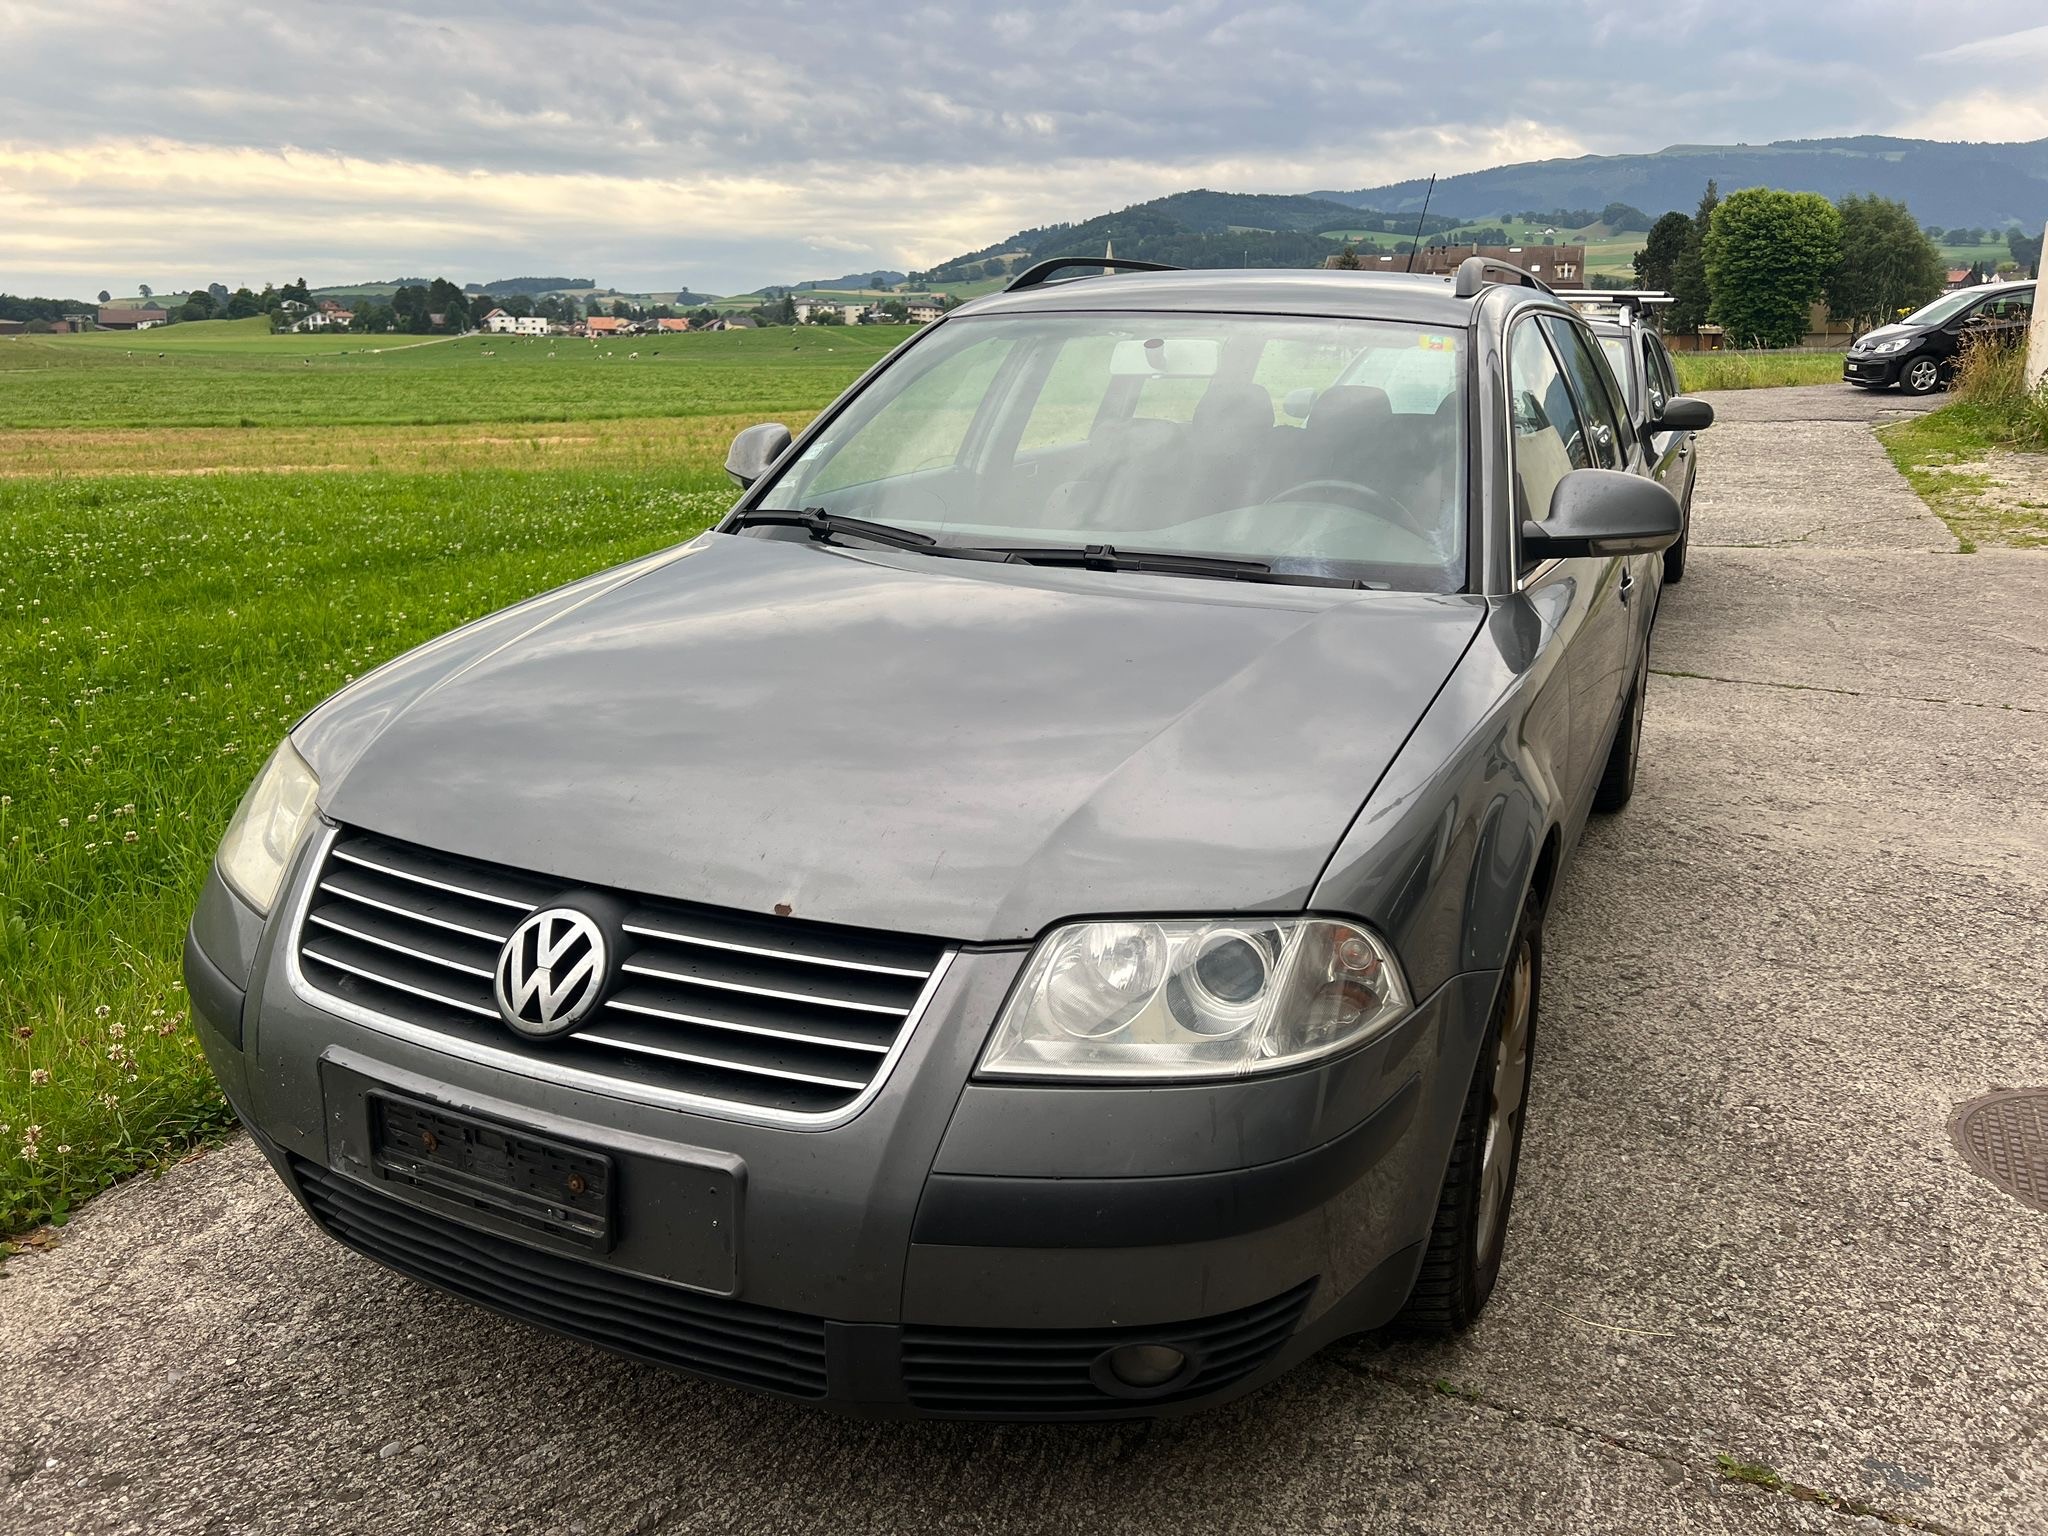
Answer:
1842, 352, 1906, 386
186, 859, 1493, 1420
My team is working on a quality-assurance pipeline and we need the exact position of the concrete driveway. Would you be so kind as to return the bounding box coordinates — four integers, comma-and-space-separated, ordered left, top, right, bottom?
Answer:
4, 385, 2044, 1536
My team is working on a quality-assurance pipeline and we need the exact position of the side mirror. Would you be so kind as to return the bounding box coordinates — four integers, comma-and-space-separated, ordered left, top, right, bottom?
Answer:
1523, 469, 1681, 560
725, 422, 793, 488
1654, 395, 1714, 431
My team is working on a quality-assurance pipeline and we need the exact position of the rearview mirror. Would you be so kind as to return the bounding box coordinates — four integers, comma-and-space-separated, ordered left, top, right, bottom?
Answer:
1109, 337, 1220, 377
1655, 395, 1714, 432
725, 422, 793, 488
1523, 469, 1681, 560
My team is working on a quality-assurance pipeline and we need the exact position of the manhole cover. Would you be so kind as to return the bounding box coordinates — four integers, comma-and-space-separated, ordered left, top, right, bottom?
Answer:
1950, 1090, 2048, 1212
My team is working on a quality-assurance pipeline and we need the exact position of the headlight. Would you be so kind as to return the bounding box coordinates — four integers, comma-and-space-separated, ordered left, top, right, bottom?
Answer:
980, 916, 1411, 1080
215, 740, 320, 915
1865, 337, 1914, 355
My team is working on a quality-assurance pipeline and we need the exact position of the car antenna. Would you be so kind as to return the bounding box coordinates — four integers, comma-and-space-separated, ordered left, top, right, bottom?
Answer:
1403, 174, 1437, 274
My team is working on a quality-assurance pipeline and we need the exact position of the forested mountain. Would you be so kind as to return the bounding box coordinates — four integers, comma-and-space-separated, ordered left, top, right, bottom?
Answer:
913, 191, 1461, 283
1314, 136, 2048, 230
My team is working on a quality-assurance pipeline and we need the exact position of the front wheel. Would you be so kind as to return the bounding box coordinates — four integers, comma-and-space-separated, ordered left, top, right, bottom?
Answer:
1395, 895, 1541, 1333
1899, 355, 1943, 396
1662, 515, 1690, 584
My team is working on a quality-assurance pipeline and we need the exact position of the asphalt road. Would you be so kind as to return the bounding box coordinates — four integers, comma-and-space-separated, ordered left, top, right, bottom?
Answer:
5, 384, 2044, 1536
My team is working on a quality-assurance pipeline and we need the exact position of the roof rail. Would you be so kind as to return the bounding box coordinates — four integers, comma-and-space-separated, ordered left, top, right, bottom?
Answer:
1452, 256, 1554, 300
1553, 287, 1674, 317
1005, 257, 1180, 293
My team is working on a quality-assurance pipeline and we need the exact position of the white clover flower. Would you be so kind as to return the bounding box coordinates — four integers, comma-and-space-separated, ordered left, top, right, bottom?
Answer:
28, 1068, 50, 1086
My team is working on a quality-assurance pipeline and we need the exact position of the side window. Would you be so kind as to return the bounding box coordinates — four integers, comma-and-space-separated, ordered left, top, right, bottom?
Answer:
1017, 336, 1115, 452
1981, 292, 2033, 323
1639, 336, 1666, 414
806, 336, 1012, 492
1541, 316, 1625, 468
1507, 320, 1588, 526
1651, 335, 1680, 399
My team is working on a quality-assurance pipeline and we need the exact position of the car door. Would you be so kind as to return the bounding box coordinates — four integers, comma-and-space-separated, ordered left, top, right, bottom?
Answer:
1508, 315, 1622, 812
1967, 289, 2034, 355
1542, 313, 1645, 757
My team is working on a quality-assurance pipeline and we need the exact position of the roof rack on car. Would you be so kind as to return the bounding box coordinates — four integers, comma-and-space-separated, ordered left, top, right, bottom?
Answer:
1553, 288, 1674, 320
1452, 256, 1555, 299
1005, 257, 1181, 293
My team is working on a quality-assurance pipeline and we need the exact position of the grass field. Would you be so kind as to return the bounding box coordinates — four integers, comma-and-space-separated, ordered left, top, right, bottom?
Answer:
0, 321, 899, 1233
1671, 350, 1846, 391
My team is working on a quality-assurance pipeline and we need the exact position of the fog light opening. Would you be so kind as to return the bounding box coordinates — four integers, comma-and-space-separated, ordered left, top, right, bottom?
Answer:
1091, 1342, 1199, 1398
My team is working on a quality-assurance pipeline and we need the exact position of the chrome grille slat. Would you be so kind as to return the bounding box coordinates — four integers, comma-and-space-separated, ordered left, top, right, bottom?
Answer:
301, 945, 502, 1020
328, 844, 547, 911
292, 827, 950, 1121
317, 876, 521, 945
604, 996, 891, 1055
618, 960, 912, 1017
621, 920, 932, 979
574, 1030, 871, 1092
306, 912, 495, 979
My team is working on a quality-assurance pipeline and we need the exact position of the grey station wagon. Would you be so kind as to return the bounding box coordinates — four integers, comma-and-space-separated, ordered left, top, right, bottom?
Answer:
185, 257, 1709, 1419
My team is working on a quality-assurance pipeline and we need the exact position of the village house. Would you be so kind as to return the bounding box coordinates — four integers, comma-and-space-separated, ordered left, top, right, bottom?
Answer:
583, 315, 632, 337
1373, 243, 1586, 283
654, 317, 692, 333
291, 307, 353, 332
483, 309, 551, 336
906, 298, 944, 323
96, 306, 170, 330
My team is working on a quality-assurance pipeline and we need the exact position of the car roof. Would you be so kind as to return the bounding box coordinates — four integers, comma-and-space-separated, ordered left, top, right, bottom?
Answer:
950, 268, 1505, 326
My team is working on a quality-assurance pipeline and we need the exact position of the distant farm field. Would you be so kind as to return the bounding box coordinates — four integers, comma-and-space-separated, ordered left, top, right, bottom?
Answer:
1, 319, 898, 1234
0, 315, 901, 429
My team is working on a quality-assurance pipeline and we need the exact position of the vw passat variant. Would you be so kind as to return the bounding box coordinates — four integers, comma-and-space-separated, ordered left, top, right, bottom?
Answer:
186, 258, 1704, 1419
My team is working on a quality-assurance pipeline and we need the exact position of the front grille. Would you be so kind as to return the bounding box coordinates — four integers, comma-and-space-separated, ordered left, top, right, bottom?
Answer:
293, 827, 948, 1118
291, 1156, 829, 1398
901, 1281, 1317, 1416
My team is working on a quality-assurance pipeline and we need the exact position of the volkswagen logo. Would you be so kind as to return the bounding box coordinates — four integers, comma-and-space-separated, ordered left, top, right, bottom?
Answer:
494, 908, 609, 1039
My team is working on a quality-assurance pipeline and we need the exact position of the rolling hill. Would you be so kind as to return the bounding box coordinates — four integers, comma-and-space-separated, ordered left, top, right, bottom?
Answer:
1313, 136, 2048, 230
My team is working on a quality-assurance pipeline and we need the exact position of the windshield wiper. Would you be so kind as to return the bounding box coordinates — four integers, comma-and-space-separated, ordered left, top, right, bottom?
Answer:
993, 543, 1370, 589
730, 506, 935, 550
728, 507, 1020, 564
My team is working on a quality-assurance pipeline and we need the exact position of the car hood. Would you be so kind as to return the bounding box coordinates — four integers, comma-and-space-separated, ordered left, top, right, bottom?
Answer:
1852, 322, 1923, 350
300, 534, 1483, 943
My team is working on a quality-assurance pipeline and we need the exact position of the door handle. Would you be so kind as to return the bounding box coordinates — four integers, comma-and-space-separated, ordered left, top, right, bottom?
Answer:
1676, 439, 1690, 457
1619, 567, 1636, 605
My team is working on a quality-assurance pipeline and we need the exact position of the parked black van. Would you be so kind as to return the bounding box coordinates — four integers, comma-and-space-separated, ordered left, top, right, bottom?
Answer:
1843, 280, 2035, 394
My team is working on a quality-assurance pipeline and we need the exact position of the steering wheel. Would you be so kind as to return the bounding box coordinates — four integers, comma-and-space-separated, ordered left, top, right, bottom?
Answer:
1266, 478, 1427, 537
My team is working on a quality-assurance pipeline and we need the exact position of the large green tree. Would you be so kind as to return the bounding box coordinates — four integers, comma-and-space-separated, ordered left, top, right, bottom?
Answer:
1633, 211, 1693, 291
1826, 195, 1945, 335
1705, 187, 1842, 348
1667, 181, 1717, 335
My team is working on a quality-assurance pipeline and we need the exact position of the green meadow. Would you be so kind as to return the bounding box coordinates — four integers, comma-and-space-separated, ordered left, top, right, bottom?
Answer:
0, 318, 905, 1234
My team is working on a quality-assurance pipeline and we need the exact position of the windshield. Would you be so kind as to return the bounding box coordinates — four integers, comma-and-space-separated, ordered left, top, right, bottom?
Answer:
1899, 288, 1984, 328
752, 312, 1469, 592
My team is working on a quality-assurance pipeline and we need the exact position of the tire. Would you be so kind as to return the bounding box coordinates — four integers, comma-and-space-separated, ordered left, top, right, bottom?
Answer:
1899, 355, 1942, 396
1591, 657, 1646, 813
1396, 894, 1541, 1333
1662, 515, 1690, 584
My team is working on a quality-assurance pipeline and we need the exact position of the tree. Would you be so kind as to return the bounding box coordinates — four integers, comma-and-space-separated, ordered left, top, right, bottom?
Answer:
227, 287, 262, 319
1331, 240, 1364, 270
178, 288, 215, 322
2010, 226, 2044, 279
1633, 211, 1693, 292
1826, 195, 1945, 335
97, 289, 111, 304
137, 283, 152, 299
1666, 181, 1718, 335
1600, 201, 1652, 233
1704, 187, 1842, 348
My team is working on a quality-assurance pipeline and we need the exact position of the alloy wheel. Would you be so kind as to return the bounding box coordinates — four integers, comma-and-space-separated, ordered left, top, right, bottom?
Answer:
1906, 358, 1940, 393
1476, 939, 1533, 1265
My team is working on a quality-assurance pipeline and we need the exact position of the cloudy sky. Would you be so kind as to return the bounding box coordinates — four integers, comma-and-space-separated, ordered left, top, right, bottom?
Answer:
3, 1, 2045, 298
